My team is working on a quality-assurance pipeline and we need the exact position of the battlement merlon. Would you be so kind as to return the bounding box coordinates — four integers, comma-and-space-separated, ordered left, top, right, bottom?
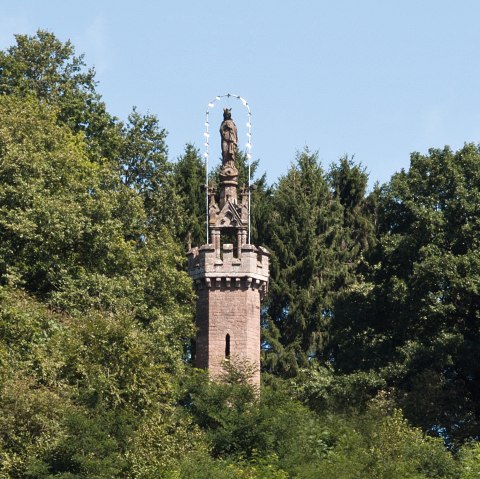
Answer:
187, 243, 270, 283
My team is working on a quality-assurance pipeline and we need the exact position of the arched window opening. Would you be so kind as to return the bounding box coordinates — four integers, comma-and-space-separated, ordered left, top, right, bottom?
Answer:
225, 334, 231, 358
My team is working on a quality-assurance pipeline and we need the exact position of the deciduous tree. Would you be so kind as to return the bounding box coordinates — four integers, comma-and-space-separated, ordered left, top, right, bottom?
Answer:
331, 144, 480, 443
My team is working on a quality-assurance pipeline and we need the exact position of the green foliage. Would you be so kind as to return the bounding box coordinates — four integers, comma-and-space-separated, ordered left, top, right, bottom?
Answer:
180, 368, 460, 479
174, 144, 207, 248
458, 442, 480, 479
0, 377, 70, 478
291, 365, 387, 414
180, 368, 330, 475
2, 29, 480, 478
0, 33, 196, 475
0, 93, 194, 329
178, 453, 289, 479
0, 30, 120, 160
119, 108, 182, 233
126, 407, 207, 479
331, 144, 480, 443
308, 402, 458, 479
0, 94, 135, 298
0, 282, 197, 478
328, 155, 376, 255
291, 369, 458, 478
261, 151, 374, 377
180, 369, 259, 457
39, 408, 128, 478
262, 149, 347, 375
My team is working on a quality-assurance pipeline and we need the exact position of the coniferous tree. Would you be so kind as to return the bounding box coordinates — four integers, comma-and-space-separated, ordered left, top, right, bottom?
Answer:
328, 155, 376, 257
262, 149, 347, 376
174, 144, 207, 249
232, 150, 271, 248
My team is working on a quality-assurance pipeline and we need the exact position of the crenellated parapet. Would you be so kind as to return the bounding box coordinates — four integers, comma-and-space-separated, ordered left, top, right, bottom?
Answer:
187, 243, 270, 299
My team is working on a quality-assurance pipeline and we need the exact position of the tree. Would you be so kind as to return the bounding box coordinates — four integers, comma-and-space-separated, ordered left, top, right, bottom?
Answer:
328, 155, 376, 257
174, 144, 207, 249
305, 400, 458, 479
0, 281, 196, 478
262, 149, 347, 376
458, 442, 480, 479
330, 144, 480, 443
180, 368, 329, 474
119, 108, 182, 233
0, 30, 121, 161
0, 93, 194, 333
228, 149, 272, 249
0, 94, 137, 302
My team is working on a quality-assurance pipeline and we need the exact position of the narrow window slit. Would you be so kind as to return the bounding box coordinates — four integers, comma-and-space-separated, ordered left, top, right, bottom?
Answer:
225, 334, 231, 358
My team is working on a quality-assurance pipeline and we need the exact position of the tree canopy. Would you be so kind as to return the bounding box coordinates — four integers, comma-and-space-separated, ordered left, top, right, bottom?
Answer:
1, 30, 480, 478
330, 144, 480, 444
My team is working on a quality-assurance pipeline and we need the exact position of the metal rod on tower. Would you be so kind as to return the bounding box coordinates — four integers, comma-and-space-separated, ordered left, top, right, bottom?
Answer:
204, 110, 210, 244
246, 109, 252, 244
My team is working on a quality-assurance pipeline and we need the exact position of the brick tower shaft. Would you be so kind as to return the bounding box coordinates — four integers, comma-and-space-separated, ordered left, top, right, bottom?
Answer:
187, 243, 269, 386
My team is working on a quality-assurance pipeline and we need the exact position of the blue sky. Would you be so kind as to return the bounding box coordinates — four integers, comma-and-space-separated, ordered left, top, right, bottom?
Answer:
2, 0, 480, 188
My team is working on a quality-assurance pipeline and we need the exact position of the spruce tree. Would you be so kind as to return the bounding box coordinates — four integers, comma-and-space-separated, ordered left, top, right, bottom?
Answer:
328, 155, 376, 257
174, 144, 207, 249
263, 149, 347, 376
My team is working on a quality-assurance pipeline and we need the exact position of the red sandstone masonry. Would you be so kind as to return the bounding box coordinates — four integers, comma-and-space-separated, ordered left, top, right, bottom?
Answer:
188, 243, 269, 388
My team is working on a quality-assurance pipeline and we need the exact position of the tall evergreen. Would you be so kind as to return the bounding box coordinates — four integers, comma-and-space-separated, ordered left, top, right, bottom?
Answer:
174, 144, 207, 249
328, 155, 376, 257
262, 150, 347, 376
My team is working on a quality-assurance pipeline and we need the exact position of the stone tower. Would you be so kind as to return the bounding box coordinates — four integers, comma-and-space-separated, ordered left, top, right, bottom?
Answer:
187, 108, 269, 387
